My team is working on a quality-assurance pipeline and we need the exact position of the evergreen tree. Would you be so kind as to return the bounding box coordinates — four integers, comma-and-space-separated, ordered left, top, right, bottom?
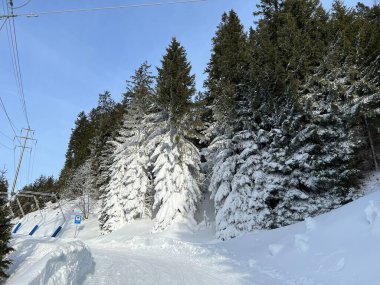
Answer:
89, 91, 123, 199
100, 62, 155, 232
59, 111, 92, 189
204, 10, 250, 133
0, 171, 12, 282
207, 0, 378, 240
151, 38, 202, 231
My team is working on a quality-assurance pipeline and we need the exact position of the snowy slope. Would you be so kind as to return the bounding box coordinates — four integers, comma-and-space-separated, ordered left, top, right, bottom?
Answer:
5, 173, 380, 285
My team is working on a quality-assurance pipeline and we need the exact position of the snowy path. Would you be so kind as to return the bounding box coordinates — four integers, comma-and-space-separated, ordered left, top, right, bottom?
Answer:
84, 246, 245, 285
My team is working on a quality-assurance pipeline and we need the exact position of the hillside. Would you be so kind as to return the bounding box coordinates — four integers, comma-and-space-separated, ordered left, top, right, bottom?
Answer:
5, 173, 380, 285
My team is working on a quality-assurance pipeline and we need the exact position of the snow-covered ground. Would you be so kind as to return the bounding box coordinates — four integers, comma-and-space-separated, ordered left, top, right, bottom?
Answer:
5, 172, 380, 285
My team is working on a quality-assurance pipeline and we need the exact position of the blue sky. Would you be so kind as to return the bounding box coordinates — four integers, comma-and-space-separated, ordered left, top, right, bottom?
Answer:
0, 0, 373, 189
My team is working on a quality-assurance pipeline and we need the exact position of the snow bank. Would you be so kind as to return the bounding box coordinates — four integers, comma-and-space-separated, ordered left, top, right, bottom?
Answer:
365, 200, 380, 236
12, 241, 94, 285
220, 189, 380, 284
365, 200, 380, 225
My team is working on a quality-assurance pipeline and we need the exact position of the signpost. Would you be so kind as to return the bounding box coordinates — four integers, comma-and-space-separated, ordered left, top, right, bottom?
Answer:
73, 215, 82, 238
74, 215, 82, 225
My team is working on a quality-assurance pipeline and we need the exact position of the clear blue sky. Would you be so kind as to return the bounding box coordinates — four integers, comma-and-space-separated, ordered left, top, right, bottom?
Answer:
0, 0, 373, 190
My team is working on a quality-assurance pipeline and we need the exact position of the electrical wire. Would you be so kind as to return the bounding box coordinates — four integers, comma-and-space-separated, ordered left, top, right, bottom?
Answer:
10, 8, 30, 128
0, 130, 13, 141
0, 141, 13, 150
12, 0, 207, 17
0, 96, 21, 143
12, 0, 32, 9
2, 0, 30, 128
2, 1, 21, 104
0, 17, 7, 31
10, 15, 30, 127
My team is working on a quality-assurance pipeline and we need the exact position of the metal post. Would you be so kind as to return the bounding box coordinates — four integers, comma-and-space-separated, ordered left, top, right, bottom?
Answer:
16, 197, 25, 217
10, 128, 30, 196
32, 195, 43, 220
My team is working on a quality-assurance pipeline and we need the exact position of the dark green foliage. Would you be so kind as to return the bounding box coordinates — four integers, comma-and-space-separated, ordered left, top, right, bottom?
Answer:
249, 0, 329, 121
89, 92, 124, 198
124, 61, 155, 112
156, 38, 196, 127
207, 1, 380, 238
59, 111, 93, 186
205, 10, 250, 132
0, 171, 13, 282
58, 91, 125, 197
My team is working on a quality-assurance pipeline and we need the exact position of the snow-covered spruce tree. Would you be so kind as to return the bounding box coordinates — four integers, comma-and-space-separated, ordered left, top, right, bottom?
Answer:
207, 1, 365, 240
151, 38, 202, 231
204, 10, 253, 239
209, 98, 359, 240
99, 62, 155, 232
0, 171, 12, 282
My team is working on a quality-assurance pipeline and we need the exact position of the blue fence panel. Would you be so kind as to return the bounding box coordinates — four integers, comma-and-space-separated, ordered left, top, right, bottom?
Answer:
29, 225, 39, 236
12, 223, 22, 234
51, 226, 62, 238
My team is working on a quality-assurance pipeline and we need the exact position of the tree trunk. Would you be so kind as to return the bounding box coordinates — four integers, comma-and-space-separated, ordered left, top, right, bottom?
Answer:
365, 117, 378, 170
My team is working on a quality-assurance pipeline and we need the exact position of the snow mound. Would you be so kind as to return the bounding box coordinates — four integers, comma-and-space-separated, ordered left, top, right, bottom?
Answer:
15, 241, 94, 285
365, 200, 380, 225
305, 217, 316, 232
268, 244, 284, 256
365, 200, 380, 236
294, 234, 309, 253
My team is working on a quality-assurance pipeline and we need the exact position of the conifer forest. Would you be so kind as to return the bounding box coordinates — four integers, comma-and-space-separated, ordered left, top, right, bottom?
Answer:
10, 0, 380, 240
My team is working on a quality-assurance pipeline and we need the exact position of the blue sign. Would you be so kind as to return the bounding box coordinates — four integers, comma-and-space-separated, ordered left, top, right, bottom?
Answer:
74, 215, 82, 224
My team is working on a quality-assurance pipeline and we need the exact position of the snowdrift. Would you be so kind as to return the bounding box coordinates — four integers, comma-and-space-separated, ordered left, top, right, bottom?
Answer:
7, 241, 94, 285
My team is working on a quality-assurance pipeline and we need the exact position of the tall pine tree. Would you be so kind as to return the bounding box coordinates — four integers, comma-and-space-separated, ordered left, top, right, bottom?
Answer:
151, 38, 202, 231
204, 10, 250, 133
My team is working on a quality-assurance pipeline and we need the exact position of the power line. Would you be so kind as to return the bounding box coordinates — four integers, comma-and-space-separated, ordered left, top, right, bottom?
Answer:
0, 0, 207, 18
0, 130, 13, 141
0, 96, 20, 143
10, 14, 30, 127
12, 0, 32, 10
0, 17, 7, 30
3, 0, 30, 127
0, 141, 13, 150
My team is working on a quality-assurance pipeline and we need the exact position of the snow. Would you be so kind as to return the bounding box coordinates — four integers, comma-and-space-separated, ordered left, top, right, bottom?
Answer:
5, 175, 380, 285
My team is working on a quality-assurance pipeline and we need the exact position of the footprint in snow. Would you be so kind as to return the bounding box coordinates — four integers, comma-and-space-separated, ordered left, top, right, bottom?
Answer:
294, 234, 309, 253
